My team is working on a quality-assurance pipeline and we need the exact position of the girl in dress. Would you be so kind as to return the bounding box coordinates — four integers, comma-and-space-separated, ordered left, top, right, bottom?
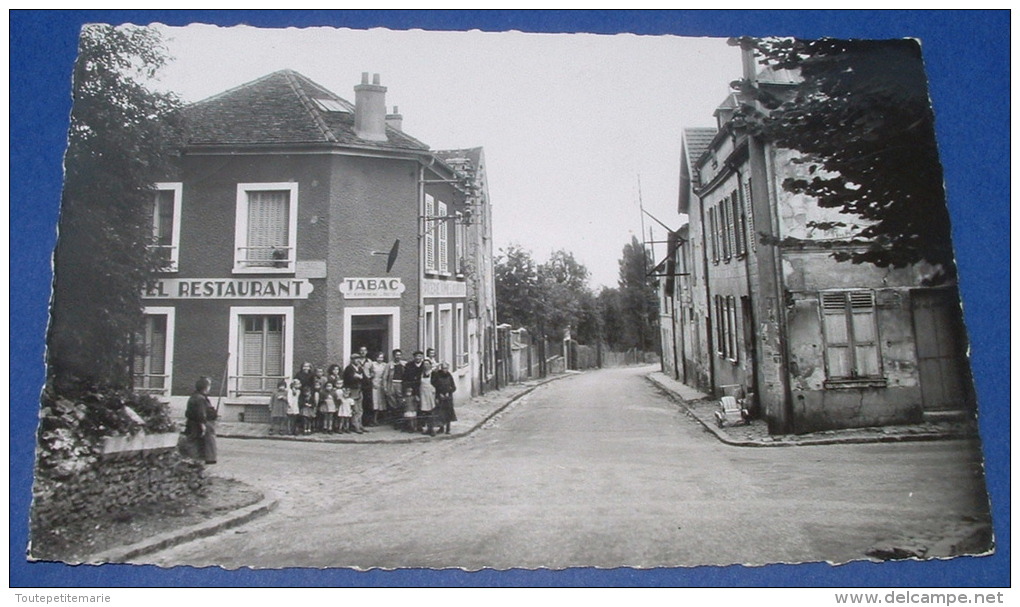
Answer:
321, 381, 338, 433
336, 386, 354, 433
287, 378, 302, 435
418, 359, 437, 436
299, 381, 317, 435
369, 352, 388, 426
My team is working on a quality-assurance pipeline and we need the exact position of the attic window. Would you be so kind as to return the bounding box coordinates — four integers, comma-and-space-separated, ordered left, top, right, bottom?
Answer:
312, 98, 348, 112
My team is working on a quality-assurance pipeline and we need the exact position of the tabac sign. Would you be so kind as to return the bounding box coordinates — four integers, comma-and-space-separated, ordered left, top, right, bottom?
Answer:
143, 278, 314, 299
339, 277, 406, 299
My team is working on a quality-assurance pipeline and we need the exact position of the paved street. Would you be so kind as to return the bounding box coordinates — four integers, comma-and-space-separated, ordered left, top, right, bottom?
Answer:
140, 366, 990, 570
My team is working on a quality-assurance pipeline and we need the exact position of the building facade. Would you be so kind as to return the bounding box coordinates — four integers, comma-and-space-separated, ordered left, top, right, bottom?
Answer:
664, 54, 974, 434
134, 70, 496, 420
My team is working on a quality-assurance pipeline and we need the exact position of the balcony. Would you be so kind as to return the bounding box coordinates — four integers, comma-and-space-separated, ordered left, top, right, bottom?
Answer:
235, 246, 294, 272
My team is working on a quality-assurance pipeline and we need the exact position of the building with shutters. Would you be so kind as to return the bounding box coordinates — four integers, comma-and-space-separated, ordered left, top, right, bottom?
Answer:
660, 53, 974, 434
133, 69, 496, 421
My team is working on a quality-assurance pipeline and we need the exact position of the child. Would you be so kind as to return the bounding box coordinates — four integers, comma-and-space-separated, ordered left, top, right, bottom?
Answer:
336, 386, 354, 433
320, 381, 338, 433
269, 379, 289, 435
299, 382, 317, 435
287, 378, 302, 435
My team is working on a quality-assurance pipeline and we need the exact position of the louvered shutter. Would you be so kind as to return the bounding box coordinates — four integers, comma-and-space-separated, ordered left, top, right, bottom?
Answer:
732, 191, 745, 256
721, 199, 732, 259
821, 292, 852, 378
240, 316, 264, 391
438, 201, 449, 273
425, 195, 436, 272
247, 191, 289, 265
709, 207, 718, 262
849, 291, 880, 376
265, 316, 284, 381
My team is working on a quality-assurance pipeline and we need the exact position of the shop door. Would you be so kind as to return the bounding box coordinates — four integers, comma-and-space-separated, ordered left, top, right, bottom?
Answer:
911, 290, 972, 412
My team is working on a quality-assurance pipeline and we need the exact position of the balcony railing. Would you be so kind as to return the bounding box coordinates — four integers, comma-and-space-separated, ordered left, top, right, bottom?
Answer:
236, 246, 293, 269
147, 244, 178, 271
133, 373, 169, 395
229, 374, 287, 397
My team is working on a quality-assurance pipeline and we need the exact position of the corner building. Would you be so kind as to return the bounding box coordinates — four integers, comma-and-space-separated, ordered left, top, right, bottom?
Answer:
137, 70, 495, 420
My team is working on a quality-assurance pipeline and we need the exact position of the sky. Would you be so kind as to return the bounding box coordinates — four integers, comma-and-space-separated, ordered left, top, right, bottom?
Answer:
149, 24, 742, 289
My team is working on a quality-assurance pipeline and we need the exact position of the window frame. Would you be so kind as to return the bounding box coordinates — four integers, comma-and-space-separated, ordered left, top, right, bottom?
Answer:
437, 200, 450, 275
151, 183, 182, 272
424, 194, 436, 273
819, 290, 885, 387
228, 306, 294, 397
233, 182, 299, 274
133, 306, 176, 396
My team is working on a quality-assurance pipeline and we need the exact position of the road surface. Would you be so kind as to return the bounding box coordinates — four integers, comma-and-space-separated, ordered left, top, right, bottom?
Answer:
141, 366, 991, 570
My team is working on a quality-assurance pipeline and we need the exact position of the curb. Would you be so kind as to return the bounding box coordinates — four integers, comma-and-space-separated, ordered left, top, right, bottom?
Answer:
90, 491, 279, 563
218, 373, 575, 445
644, 373, 974, 448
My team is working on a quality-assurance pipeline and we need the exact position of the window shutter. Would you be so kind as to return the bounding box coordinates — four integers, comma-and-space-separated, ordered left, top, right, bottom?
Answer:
821, 292, 852, 378
849, 291, 880, 376
732, 191, 744, 256
438, 201, 449, 273
264, 316, 284, 378
721, 200, 731, 260
247, 191, 289, 264
425, 195, 436, 272
709, 207, 718, 262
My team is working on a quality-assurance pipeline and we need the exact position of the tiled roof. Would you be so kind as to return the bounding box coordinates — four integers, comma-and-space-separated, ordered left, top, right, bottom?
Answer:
683, 127, 717, 167
433, 147, 482, 168
183, 69, 429, 152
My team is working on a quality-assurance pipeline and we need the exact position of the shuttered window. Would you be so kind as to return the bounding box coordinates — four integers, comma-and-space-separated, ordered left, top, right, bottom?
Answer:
238, 315, 285, 393
246, 190, 290, 266
149, 183, 181, 271
708, 207, 719, 263
732, 190, 746, 257
133, 314, 168, 393
425, 194, 436, 273
720, 198, 732, 260
821, 291, 882, 380
438, 200, 449, 273
234, 183, 297, 273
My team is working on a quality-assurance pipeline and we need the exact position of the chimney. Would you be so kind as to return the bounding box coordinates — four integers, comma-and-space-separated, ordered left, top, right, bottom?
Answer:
385, 105, 403, 131
354, 72, 388, 141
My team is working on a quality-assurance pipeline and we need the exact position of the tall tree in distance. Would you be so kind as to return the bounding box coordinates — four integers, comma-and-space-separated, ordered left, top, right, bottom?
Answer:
494, 245, 598, 341
733, 37, 956, 284
601, 236, 659, 352
48, 24, 183, 395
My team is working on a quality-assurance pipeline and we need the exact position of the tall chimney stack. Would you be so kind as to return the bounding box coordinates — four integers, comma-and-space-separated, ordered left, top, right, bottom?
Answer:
385, 105, 403, 131
354, 72, 388, 141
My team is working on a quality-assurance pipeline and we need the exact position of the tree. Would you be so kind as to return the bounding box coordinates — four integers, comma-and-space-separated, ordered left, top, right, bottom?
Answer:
494, 245, 597, 341
48, 24, 183, 395
604, 236, 659, 351
733, 37, 956, 284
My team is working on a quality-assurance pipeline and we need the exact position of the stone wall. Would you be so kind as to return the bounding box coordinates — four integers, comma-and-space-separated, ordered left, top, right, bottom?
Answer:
32, 435, 207, 529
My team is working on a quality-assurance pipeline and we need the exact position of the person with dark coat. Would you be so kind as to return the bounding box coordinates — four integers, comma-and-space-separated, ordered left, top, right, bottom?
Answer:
342, 354, 367, 434
185, 376, 218, 464
400, 350, 426, 433
431, 362, 458, 434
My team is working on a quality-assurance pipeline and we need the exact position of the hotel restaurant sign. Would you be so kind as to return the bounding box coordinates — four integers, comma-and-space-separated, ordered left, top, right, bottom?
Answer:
143, 278, 314, 299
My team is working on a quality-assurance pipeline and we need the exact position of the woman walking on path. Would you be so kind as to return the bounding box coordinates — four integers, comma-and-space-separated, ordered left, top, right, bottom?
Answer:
432, 362, 457, 435
418, 359, 437, 436
185, 376, 218, 464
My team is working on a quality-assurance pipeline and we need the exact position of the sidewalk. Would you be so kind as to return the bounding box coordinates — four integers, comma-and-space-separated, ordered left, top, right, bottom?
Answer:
214, 373, 575, 443
646, 371, 979, 447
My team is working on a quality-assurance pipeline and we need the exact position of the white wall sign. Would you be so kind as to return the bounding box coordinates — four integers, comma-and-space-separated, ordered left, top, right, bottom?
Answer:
339, 277, 406, 299
423, 278, 467, 298
143, 278, 314, 299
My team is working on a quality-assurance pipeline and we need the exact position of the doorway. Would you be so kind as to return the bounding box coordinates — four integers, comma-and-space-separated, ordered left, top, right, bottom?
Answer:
350, 314, 391, 359
911, 289, 974, 413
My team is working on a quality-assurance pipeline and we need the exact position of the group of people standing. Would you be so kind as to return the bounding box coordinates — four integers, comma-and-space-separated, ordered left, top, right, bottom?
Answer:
268, 347, 458, 438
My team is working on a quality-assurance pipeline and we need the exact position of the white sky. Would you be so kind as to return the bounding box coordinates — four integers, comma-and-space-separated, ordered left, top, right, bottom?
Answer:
150, 24, 741, 289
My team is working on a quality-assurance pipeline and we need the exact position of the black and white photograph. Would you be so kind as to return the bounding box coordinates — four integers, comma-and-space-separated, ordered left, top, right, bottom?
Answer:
12, 11, 1008, 589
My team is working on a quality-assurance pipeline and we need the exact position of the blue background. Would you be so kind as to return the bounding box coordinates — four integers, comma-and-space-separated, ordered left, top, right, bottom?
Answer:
10, 10, 1010, 588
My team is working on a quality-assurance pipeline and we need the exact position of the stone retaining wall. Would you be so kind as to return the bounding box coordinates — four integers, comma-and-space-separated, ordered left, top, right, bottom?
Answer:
32, 434, 208, 529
